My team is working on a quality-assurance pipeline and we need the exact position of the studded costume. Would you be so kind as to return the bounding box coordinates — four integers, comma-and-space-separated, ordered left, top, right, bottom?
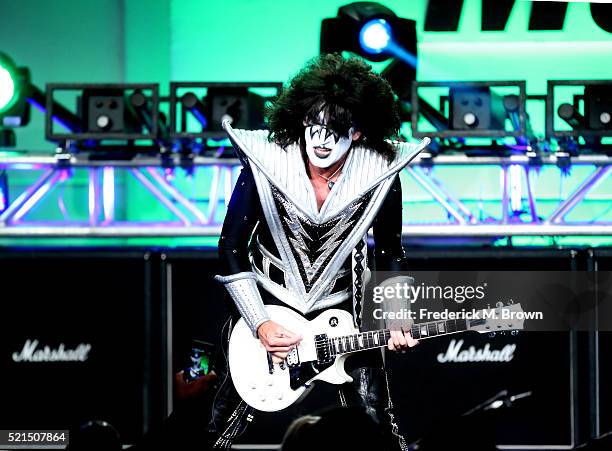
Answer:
209, 120, 429, 449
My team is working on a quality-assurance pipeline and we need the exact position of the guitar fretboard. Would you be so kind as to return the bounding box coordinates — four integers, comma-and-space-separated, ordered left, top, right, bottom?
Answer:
322, 319, 471, 356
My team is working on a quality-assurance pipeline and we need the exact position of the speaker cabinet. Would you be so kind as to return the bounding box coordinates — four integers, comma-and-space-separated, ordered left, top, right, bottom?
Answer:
394, 248, 583, 448
0, 250, 164, 443
591, 249, 612, 438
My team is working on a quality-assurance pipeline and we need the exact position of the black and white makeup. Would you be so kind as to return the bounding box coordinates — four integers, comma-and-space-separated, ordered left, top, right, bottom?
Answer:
304, 111, 357, 169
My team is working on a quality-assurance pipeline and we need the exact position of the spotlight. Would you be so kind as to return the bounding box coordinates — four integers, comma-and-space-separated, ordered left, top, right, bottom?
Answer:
82, 88, 136, 134
450, 86, 507, 131
320, 2, 416, 63
359, 18, 392, 54
412, 81, 531, 150
0, 52, 31, 129
206, 86, 266, 131
45, 83, 161, 150
169, 82, 282, 143
0, 60, 16, 112
585, 84, 612, 131
547, 80, 612, 152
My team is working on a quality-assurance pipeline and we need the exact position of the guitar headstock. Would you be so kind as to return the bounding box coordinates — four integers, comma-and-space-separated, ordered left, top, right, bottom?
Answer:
468, 302, 525, 333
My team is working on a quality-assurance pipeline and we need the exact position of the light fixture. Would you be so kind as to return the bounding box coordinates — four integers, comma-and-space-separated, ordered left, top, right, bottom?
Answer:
547, 80, 612, 153
169, 82, 282, 143
320, 2, 416, 63
0, 53, 31, 130
412, 81, 533, 152
45, 83, 161, 150
359, 18, 392, 54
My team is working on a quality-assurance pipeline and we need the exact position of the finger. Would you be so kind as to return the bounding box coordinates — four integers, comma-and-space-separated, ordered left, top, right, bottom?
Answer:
387, 337, 396, 351
271, 355, 284, 364
390, 334, 402, 350
270, 336, 302, 347
264, 345, 293, 353
392, 333, 402, 349
397, 331, 408, 347
277, 328, 302, 341
404, 331, 419, 347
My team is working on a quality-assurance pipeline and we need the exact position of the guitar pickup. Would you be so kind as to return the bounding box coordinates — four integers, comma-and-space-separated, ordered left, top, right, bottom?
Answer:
314, 334, 331, 363
286, 346, 300, 367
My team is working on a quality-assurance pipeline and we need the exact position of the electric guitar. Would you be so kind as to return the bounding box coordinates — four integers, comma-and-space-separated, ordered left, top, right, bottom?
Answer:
228, 303, 524, 412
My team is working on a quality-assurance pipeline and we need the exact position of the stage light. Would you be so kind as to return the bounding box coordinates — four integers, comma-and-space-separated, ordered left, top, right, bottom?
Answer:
83, 88, 134, 133
450, 86, 507, 131
45, 83, 160, 149
585, 85, 612, 131
359, 18, 391, 54
320, 2, 416, 63
412, 81, 532, 151
0, 52, 31, 129
0, 65, 16, 112
547, 80, 612, 152
169, 82, 282, 143
0, 53, 19, 114
320, 2, 418, 128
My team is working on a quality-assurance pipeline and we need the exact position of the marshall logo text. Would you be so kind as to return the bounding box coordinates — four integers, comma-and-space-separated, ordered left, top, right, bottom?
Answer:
12, 339, 92, 363
437, 339, 516, 363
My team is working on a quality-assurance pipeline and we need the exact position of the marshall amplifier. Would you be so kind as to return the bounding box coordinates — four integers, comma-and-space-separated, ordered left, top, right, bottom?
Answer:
159, 249, 229, 376
590, 249, 612, 439
393, 248, 585, 449
389, 331, 578, 448
0, 250, 165, 444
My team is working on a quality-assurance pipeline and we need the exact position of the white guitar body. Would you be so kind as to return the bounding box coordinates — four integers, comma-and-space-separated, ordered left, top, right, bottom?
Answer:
228, 302, 524, 412
228, 305, 357, 412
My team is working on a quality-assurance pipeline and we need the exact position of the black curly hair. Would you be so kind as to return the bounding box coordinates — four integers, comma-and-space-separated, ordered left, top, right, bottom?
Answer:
265, 54, 401, 161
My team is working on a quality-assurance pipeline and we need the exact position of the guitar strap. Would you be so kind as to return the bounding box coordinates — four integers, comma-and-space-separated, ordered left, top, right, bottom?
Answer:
351, 234, 368, 329
212, 400, 254, 449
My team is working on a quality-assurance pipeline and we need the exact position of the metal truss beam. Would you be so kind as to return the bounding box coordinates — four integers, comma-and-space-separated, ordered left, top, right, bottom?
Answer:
0, 153, 609, 238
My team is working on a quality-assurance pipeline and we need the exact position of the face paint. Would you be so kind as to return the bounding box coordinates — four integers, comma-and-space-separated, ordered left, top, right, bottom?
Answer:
304, 111, 355, 168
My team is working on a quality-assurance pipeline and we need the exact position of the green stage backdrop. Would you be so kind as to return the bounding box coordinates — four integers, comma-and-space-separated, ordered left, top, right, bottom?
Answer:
0, 0, 610, 246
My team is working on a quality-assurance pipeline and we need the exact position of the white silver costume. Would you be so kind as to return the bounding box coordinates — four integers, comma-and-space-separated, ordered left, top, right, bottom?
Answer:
216, 120, 430, 335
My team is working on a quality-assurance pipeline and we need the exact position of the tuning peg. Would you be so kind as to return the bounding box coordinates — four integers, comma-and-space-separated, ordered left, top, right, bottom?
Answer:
488, 332, 496, 338
496, 301, 503, 308
511, 330, 520, 336
508, 299, 514, 305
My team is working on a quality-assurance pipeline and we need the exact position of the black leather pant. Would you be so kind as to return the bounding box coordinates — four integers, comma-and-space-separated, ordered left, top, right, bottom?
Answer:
207, 318, 407, 450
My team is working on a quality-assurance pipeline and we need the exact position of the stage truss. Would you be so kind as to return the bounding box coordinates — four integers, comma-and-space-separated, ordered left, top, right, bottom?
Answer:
0, 152, 610, 238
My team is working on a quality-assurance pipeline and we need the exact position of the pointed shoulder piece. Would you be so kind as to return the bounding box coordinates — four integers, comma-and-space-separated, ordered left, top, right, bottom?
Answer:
222, 120, 431, 221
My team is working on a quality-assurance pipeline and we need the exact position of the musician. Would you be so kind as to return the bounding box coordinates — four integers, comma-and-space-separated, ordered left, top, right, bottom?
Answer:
210, 54, 430, 449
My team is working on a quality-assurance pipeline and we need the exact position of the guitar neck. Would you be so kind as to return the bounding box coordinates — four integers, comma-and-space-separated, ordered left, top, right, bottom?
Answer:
326, 318, 470, 356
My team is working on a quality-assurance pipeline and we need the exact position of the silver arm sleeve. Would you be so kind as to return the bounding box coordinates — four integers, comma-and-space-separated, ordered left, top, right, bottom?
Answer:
378, 275, 415, 331
214, 272, 270, 337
